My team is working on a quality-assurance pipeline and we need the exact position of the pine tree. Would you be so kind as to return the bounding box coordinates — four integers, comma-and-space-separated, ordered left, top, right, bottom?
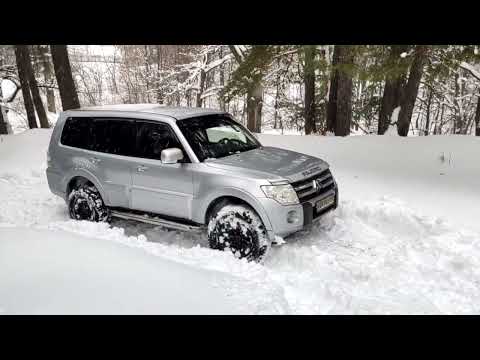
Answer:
224, 45, 277, 132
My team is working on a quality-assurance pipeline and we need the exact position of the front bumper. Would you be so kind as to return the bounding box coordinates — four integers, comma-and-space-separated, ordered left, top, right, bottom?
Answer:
302, 187, 338, 228
260, 183, 339, 239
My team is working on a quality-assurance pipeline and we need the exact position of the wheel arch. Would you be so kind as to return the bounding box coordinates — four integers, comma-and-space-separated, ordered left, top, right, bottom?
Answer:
63, 170, 108, 204
200, 189, 273, 232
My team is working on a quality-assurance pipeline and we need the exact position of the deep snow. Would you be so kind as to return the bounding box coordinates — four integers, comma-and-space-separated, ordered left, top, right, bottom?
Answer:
0, 227, 287, 314
1, 129, 480, 314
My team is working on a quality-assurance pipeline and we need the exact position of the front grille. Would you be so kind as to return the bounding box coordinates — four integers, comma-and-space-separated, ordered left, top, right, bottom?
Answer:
292, 168, 335, 203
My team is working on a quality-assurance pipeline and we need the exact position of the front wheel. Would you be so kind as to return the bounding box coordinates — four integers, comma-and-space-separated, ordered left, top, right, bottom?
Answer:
207, 204, 270, 263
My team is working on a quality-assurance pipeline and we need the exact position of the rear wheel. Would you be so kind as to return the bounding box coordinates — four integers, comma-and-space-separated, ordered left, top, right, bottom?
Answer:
207, 203, 270, 263
68, 183, 110, 222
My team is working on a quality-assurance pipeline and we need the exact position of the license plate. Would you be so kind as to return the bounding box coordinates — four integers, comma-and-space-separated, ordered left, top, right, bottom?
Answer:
316, 195, 335, 212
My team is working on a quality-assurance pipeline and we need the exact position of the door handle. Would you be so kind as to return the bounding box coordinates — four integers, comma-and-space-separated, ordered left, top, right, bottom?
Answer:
90, 157, 101, 164
137, 165, 149, 172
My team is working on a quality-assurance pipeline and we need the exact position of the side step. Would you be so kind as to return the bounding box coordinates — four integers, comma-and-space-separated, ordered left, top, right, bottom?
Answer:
110, 210, 204, 233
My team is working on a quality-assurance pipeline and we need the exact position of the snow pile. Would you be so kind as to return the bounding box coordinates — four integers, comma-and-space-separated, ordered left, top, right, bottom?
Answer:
1, 129, 480, 314
266, 197, 480, 314
0, 227, 288, 315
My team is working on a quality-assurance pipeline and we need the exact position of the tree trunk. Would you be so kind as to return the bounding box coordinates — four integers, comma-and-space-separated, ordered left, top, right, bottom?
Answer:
196, 56, 207, 108
0, 76, 8, 134
397, 45, 428, 137
335, 65, 354, 136
475, 95, 480, 136
38, 45, 56, 113
246, 84, 263, 133
304, 45, 316, 135
14, 46, 37, 129
17, 46, 49, 128
0, 106, 7, 134
326, 50, 339, 133
50, 45, 80, 110
425, 87, 433, 135
273, 66, 280, 130
327, 45, 354, 136
378, 45, 409, 134
218, 47, 226, 111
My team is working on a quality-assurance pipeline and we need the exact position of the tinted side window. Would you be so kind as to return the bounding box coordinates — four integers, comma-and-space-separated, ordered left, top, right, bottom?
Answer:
60, 117, 93, 150
92, 119, 136, 156
136, 122, 186, 161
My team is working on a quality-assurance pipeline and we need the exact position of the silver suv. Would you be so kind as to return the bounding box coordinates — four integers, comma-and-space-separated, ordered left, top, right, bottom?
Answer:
46, 105, 338, 262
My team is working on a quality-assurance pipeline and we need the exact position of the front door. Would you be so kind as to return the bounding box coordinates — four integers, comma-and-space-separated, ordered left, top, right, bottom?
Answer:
130, 121, 193, 220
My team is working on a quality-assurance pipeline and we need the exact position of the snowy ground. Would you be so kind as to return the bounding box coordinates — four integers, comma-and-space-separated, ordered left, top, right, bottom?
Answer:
1, 129, 480, 314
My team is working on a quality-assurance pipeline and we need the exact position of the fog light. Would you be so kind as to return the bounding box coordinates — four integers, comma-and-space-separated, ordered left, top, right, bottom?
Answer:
287, 210, 300, 224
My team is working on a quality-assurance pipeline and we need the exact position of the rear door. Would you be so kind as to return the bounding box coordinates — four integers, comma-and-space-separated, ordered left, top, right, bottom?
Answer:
90, 118, 136, 208
130, 121, 194, 219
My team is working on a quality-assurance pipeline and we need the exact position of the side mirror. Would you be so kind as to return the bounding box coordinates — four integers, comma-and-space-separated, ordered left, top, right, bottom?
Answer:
161, 148, 184, 164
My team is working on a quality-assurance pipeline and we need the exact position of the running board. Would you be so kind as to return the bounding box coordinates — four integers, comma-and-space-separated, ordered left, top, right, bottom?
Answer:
110, 210, 204, 233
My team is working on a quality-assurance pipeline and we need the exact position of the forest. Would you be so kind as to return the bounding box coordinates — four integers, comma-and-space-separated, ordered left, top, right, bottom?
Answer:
1, 45, 480, 136
2, 44, 480, 314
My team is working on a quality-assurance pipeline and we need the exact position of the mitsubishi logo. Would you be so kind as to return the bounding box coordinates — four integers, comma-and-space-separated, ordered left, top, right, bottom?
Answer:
312, 179, 322, 191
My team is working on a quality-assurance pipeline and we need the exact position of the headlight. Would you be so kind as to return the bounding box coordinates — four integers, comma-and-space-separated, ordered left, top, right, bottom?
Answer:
261, 184, 299, 205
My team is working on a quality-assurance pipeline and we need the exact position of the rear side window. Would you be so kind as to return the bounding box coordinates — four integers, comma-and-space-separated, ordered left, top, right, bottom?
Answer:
136, 122, 186, 161
60, 117, 93, 150
92, 119, 136, 156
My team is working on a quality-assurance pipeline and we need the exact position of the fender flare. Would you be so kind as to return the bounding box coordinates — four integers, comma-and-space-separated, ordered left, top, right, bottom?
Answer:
198, 187, 273, 231
62, 169, 109, 205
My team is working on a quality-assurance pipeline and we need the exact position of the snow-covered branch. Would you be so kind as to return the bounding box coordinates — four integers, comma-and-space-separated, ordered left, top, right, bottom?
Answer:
0, 76, 21, 103
459, 62, 480, 82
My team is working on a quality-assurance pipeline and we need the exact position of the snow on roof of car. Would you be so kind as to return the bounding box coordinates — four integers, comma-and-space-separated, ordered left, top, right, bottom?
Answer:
74, 104, 226, 120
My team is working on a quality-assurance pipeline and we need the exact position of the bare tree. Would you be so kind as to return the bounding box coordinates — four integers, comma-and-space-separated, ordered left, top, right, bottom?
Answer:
14, 46, 37, 129
37, 45, 56, 113
196, 53, 207, 107
18, 46, 49, 128
0, 50, 22, 134
397, 45, 428, 136
50, 45, 80, 110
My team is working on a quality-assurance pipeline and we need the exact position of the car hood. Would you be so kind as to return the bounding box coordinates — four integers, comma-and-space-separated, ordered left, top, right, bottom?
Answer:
205, 146, 329, 183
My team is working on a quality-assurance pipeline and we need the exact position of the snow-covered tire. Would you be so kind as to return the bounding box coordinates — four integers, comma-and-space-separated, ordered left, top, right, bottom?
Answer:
207, 204, 270, 263
68, 183, 110, 222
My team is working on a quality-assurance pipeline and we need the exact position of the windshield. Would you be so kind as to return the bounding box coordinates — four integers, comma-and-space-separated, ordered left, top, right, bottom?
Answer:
177, 115, 261, 162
